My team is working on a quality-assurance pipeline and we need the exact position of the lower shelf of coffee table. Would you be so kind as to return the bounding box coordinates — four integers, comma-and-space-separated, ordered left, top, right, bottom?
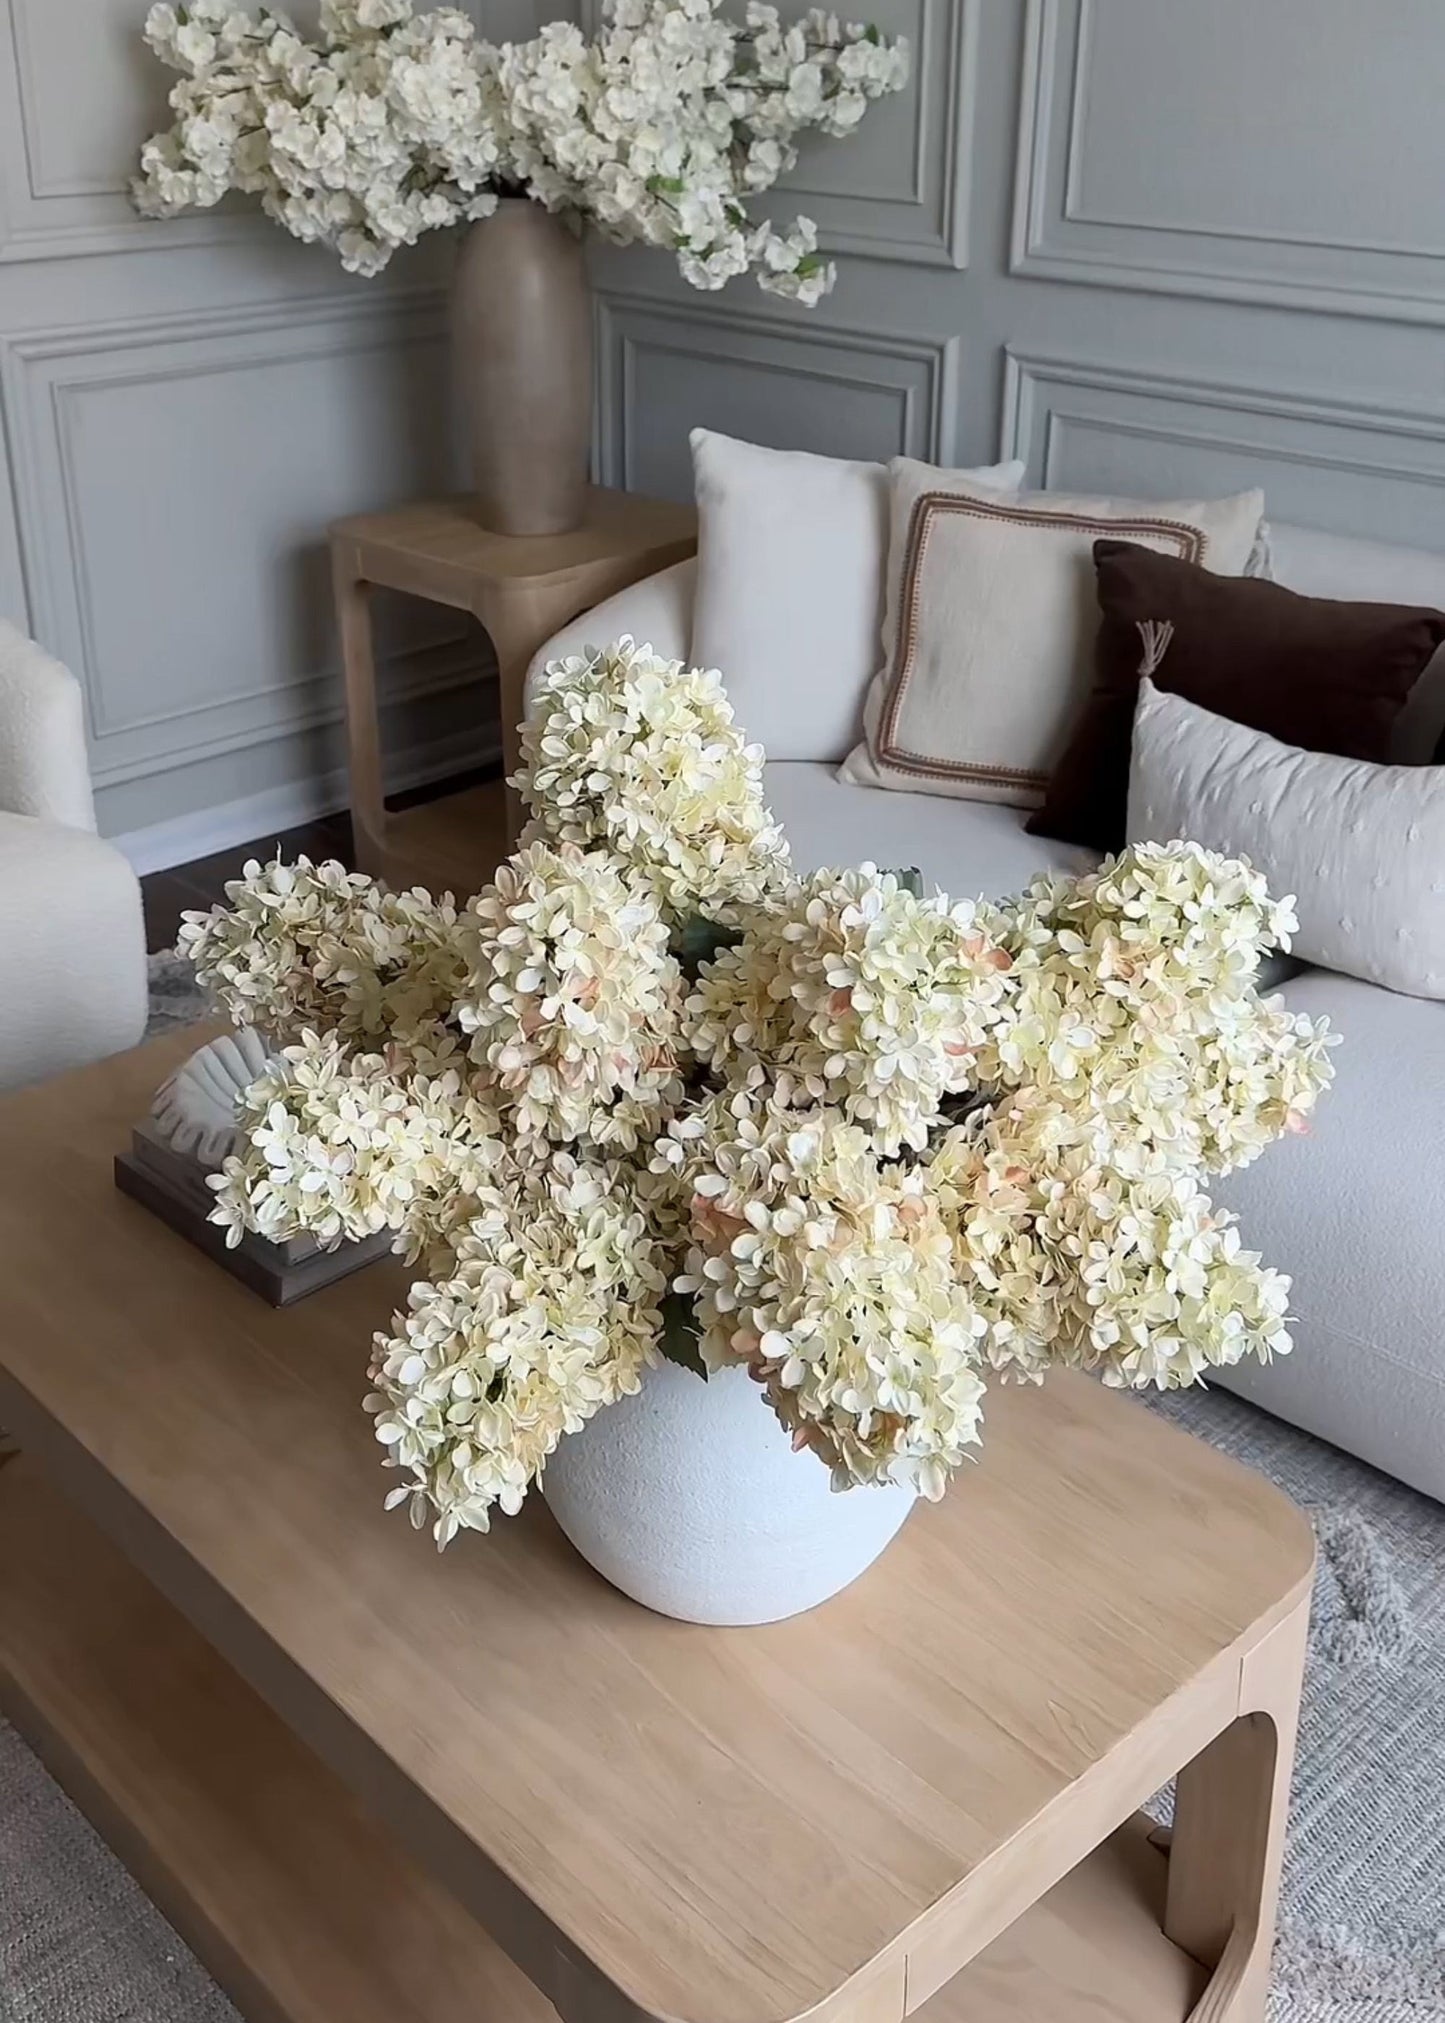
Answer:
0, 1458, 1208, 2023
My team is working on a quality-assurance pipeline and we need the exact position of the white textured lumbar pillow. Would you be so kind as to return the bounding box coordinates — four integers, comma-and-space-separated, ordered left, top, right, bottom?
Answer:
839, 462, 1266, 806
1129, 679, 1445, 999
688, 431, 1024, 762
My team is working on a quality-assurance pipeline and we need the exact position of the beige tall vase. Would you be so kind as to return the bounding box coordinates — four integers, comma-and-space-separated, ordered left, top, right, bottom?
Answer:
453, 200, 592, 536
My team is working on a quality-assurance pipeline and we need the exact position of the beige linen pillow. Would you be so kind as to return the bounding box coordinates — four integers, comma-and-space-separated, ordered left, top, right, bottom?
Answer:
840, 462, 1266, 806
689, 431, 1024, 761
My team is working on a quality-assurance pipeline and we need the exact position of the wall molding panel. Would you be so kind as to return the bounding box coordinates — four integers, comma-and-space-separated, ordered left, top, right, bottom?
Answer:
0, 287, 488, 795
0, 0, 254, 261
1012, 0, 1445, 324
776, 0, 977, 270
596, 293, 959, 496
1002, 350, 1445, 549
109, 707, 502, 878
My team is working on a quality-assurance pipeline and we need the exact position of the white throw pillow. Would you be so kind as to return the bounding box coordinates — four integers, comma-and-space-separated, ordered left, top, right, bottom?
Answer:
840, 463, 1266, 806
688, 431, 1024, 762
1128, 680, 1445, 1000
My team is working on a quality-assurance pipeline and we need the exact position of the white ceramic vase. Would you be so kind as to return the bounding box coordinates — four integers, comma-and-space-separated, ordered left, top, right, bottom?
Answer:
541, 1359, 915, 1627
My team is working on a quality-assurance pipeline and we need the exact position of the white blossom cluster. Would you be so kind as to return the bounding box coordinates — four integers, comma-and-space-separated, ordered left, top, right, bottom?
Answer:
208, 1028, 503, 1250
515, 637, 790, 923
132, 0, 908, 294
488, 0, 909, 303
926, 1090, 1294, 1391
687, 866, 1014, 1155
455, 839, 685, 1149
660, 1084, 988, 1495
134, 0, 503, 275
366, 1152, 666, 1544
980, 842, 1335, 1176
178, 855, 468, 1058
182, 635, 1336, 1544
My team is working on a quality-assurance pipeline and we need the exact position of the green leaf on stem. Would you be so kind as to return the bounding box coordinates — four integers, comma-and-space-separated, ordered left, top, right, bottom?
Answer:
659, 1292, 707, 1378
673, 913, 743, 979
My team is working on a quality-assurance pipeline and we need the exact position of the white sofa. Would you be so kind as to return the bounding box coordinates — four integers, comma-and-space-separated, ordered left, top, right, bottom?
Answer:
524, 523, 1445, 1507
0, 622, 148, 1090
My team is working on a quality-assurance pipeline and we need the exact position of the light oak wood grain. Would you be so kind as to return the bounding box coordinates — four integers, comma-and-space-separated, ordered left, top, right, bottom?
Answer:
0, 1457, 555, 2023
0, 1457, 1209, 2023
384, 780, 511, 902
330, 488, 697, 866
0, 1032, 1314, 2023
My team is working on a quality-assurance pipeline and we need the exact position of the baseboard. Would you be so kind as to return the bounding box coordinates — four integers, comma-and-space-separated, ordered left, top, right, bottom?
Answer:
109, 725, 502, 877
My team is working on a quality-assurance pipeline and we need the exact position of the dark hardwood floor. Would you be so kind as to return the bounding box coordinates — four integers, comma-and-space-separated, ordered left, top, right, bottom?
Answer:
139, 765, 500, 953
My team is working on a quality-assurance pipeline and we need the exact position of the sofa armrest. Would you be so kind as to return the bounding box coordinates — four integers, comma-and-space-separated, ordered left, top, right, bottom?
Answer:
0, 622, 97, 830
522, 558, 697, 723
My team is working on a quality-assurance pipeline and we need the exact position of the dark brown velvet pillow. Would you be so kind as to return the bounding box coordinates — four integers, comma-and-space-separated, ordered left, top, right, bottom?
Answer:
1028, 539, 1445, 853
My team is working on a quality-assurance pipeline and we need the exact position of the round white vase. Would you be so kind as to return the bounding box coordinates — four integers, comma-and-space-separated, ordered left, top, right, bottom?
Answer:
541, 1359, 915, 1627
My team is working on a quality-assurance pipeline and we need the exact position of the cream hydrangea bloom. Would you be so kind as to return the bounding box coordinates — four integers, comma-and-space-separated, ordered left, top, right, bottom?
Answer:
515, 637, 789, 922
664, 1082, 988, 1495
979, 841, 1334, 1175
366, 1152, 665, 1544
687, 865, 1014, 1154
208, 1028, 503, 1251
179, 856, 467, 1059
928, 1087, 1295, 1390
178, 635, 1338, 1545
456, 839, 685, 1149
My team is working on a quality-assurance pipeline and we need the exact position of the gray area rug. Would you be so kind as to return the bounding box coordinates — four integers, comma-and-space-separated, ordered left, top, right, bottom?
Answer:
143, 948, 211, 1039
1, 957, 1440, 2021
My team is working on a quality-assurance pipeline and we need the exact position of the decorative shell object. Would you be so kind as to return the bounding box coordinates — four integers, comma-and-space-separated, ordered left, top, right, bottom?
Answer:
150, 1028, 274, 1168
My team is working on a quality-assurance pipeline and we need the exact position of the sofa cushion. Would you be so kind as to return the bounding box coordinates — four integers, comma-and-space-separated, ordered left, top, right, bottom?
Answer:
690, 432, 1022, 762
763, 760, 1096, 900
1129, 681, 1445, 999
841, 467, 1265, 808
1270, 521, 1445, 765
1033, 538, 1445, 852
1213, 969, 1445, 1505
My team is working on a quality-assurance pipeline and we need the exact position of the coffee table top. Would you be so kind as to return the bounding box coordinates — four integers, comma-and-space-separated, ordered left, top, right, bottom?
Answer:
0, 1032, 1314, 2023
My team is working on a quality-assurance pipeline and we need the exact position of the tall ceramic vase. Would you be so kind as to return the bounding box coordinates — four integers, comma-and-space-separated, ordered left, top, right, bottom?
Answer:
453, 199, 591, 537
542, 1359, 916, 1627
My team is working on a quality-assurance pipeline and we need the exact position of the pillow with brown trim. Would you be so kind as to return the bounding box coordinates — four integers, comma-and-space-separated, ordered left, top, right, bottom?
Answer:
838, 461, 1265, 806
1029, 539, 1445, 852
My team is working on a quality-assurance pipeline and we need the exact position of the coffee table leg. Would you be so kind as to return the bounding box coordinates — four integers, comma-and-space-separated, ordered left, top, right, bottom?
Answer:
1164, 1600, 1309, 2021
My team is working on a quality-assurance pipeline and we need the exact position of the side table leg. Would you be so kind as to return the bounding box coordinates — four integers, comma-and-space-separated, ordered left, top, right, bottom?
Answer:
475, 584, 562, 847
332, 541, 388, 878
1164, 1601, 1309, 2021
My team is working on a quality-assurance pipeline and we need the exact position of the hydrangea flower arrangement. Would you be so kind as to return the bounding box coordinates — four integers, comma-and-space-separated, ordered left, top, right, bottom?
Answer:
132, 0, 908, 299
180, 637, 1336, 1547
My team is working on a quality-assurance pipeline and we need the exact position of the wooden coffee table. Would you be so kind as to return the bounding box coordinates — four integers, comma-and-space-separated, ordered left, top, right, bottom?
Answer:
0, 1032, 1314, 2023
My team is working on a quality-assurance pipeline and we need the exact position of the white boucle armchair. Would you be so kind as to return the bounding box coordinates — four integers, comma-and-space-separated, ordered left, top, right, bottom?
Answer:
0, 622, 147, 1090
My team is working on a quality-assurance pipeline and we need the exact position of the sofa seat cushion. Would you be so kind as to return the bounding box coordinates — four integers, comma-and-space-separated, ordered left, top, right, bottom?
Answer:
1213, 969, 1445, 1503
763, 761, 1097, 900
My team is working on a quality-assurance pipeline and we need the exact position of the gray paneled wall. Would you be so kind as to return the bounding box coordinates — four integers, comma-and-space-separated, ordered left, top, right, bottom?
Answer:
0, 0, 548, 864
4, 0, 1445, 864
592, 0, 1445, 554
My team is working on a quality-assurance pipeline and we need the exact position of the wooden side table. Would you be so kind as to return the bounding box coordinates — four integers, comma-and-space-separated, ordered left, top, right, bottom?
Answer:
330, 488, 697, 881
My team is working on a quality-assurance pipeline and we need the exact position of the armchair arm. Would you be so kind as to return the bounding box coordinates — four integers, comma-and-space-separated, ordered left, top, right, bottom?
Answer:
0, 622, 97, 831
522, 558, 697, 722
